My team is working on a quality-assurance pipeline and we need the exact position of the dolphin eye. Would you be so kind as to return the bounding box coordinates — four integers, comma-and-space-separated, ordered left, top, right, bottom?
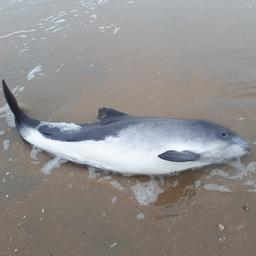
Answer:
221, 132, 227, 137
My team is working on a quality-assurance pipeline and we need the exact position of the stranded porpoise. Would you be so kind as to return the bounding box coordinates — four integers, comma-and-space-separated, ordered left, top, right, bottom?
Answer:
2, 80, 250, 175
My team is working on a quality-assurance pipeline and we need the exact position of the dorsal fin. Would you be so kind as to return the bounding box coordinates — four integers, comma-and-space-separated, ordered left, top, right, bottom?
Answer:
97, 107, 128, 121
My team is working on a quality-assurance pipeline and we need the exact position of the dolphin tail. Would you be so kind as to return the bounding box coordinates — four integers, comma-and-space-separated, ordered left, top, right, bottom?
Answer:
2, 79, 39, 128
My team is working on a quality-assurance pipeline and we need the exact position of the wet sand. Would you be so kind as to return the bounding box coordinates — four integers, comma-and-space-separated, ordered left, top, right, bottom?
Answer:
1, 0, 256, 255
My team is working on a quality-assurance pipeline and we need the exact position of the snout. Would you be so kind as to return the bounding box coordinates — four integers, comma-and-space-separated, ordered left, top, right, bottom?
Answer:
232, 137, 250, 153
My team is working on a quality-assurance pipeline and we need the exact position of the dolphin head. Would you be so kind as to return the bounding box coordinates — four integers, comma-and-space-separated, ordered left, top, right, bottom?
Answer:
195, 120, 250, 163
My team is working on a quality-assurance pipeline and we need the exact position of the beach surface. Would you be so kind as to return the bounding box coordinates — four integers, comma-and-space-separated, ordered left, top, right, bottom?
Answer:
0, 0, 256, 255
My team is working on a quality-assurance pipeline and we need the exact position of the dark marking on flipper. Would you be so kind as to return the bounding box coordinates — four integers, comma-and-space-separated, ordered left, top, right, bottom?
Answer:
158, 150, 200, 162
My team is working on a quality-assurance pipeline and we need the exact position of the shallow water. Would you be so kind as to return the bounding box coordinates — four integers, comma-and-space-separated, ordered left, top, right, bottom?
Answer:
1, 0, 256, 255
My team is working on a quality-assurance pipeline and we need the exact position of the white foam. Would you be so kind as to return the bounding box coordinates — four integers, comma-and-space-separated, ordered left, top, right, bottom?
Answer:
245, 162, 256, 173
12, 85, 20, 93
41, 157, 67, 175
44, 26, 56, 31
111, 196, 117, 203
52, 26, 68, 33
131, 179, 164, 205
97, 24, 116, 33
18, 87, 24, 92
207, 161, 256, 181
98, 175, 112, 182
89, 14, 97, 23
3, 139, 10, 151
110, 242, 118, 248
19, 48, 29, 57
30, 146, 43, 160
194, 179, 201, 189
203, 183, 231, 192
113, 27, 120, 34
0, 131, 5, 136
136, 212, 145, 220
228, 158, 247, 172
170, 180, 179, 188
243, 180, 256, 186
51, 12, 67, 23
0, 29, 36, 40
206, 168, 235, 179
98, 0, 109, 4
201, 160, 256, 193
243, 178, 256, 191
110, 180, 124, 191
0, 103, 15, 127
27, 65, 43, 81
88, 167, 100, 179
54, 19, 66, 24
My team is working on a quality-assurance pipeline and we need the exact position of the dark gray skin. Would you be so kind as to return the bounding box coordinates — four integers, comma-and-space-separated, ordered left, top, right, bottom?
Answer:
38, 107, 247, 145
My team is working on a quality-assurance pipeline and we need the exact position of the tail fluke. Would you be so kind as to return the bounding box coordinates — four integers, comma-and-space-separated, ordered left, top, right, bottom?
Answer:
2, 79, 23, 124
2, 79, 39, 127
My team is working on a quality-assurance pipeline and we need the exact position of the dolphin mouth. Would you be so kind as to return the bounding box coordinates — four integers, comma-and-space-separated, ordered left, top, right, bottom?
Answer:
232, 137, 250, 153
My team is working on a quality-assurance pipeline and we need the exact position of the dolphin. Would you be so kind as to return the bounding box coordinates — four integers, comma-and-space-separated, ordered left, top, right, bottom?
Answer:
2, 80, 250, 175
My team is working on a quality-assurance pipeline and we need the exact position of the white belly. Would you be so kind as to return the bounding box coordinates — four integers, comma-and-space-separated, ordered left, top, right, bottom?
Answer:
21, 127, 207, 175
